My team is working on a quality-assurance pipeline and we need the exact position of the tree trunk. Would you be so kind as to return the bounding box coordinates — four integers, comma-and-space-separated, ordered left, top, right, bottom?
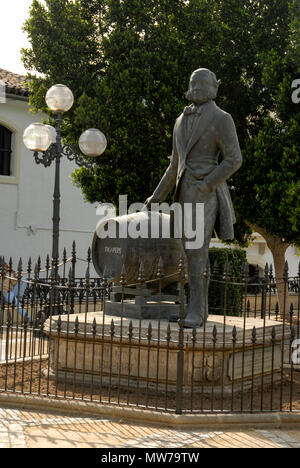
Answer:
267, 240, 289, 319
247, 223, 289, 318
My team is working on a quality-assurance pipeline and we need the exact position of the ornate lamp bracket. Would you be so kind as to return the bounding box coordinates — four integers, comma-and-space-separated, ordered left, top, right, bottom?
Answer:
62, 144, 94, 170
34, 144, 94, 170
34, 144, 58, 168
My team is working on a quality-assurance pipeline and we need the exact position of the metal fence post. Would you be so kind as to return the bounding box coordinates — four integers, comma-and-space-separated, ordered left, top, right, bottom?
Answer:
0, 257, 5, 332
176, 256, 185, 415
71, 241, 77, 281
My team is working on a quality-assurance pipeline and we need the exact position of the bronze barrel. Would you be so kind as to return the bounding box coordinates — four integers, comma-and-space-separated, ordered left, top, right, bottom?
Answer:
92, 211, 183, 287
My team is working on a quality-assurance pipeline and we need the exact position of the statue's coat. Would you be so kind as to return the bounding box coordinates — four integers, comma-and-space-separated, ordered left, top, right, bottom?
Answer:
152, 100, 242, 240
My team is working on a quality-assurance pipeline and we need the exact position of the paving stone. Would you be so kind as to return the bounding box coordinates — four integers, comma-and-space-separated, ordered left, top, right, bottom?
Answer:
1, 405, 300, 448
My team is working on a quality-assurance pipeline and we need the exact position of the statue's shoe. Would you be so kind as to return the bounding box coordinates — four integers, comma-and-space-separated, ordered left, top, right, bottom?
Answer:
168, 313, 184, 323
183, 313, 205, 329
169, 308, 207, 325
183, 318, 204, 329
168, 307, 190, 322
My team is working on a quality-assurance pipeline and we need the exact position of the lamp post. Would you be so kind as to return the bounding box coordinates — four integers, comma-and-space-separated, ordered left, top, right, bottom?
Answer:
23, 84, 107, 278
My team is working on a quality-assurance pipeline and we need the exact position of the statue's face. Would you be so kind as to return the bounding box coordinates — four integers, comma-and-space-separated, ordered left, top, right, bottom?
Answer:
186, 69, 219, 104
188, 73, 210, 104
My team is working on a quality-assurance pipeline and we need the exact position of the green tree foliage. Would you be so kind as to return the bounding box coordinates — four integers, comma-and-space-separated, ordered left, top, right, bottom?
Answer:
22, 0, 294, 210
234, 0, 300, 247
22, 0, 100, 111
231, 0, 299, 314
208, 248, 247, 316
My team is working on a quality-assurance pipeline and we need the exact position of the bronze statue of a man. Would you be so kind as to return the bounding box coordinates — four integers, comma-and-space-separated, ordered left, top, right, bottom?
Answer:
145, 68, 242, 328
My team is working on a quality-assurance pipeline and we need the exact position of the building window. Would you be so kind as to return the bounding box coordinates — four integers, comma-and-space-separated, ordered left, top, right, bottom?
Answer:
0, 125, 12, 176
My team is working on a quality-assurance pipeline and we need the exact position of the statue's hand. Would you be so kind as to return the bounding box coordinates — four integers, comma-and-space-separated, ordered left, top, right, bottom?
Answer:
197, 181, 211, 195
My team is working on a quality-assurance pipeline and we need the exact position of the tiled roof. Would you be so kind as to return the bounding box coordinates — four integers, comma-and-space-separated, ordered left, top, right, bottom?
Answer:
0, 68, 30, 98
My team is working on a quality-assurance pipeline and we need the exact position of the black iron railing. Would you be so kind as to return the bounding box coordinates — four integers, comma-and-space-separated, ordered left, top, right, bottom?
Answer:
0, 249, 299, 414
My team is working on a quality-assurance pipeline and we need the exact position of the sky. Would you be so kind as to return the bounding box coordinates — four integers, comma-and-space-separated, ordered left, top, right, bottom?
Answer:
0, 0, 35, 75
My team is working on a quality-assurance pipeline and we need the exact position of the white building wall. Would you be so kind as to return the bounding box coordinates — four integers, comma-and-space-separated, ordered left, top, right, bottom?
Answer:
0, 98, 98, 276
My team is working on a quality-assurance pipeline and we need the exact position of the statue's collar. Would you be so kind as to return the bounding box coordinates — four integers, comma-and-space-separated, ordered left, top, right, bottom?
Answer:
183, 99, 213, 115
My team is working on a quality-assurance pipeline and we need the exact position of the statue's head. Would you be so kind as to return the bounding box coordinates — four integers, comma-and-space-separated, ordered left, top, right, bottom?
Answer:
186, 68, 221, 104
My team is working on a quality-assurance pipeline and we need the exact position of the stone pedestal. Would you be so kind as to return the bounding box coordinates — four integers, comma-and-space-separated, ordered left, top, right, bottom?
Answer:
105, 300, 181, 320
44, 313, 289, 396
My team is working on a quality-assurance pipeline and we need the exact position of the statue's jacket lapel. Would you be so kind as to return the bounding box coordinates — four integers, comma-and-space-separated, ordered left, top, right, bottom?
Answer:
175, 101, 216, 189
174, 101, 237, 241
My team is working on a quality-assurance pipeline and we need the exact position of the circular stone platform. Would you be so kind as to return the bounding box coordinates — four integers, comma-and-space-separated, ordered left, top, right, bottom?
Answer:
44, 312, 290, 396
